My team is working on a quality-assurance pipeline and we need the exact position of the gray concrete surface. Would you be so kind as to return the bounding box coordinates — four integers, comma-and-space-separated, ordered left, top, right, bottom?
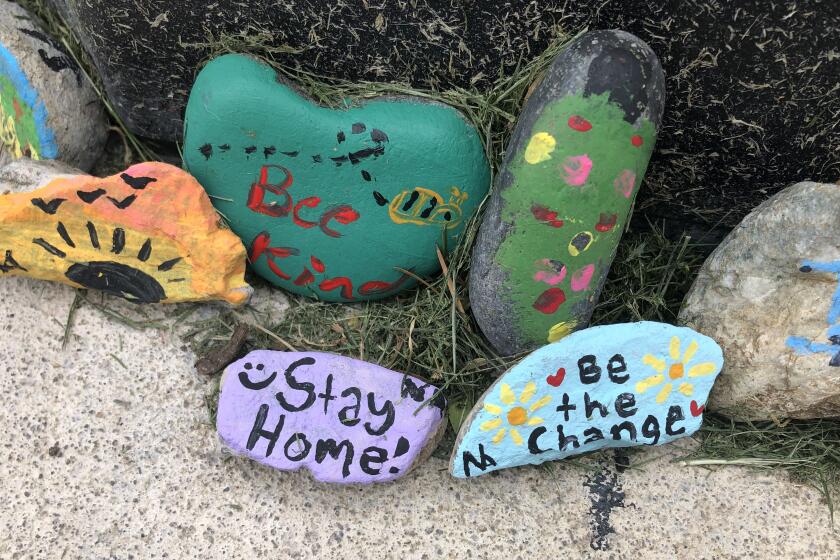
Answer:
0, 274, 837, 558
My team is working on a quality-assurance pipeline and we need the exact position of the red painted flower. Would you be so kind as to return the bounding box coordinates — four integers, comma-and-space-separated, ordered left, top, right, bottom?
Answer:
568, 115, 593, 132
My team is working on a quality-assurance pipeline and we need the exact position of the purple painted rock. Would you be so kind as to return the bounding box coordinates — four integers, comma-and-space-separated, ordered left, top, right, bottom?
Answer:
216, 350, 446, 483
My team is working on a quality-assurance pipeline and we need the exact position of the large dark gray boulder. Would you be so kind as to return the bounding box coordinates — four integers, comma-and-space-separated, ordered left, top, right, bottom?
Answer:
45, 0, 839, 238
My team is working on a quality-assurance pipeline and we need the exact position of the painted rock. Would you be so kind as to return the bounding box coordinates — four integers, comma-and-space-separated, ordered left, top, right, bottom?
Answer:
0, 1, 107, 171
680, 182, 840, 420
469, 30, 665, 355
450, 321, 722, 478
216, 350, 446, 483
183, 54, 489, 302
0, 160, 251, 305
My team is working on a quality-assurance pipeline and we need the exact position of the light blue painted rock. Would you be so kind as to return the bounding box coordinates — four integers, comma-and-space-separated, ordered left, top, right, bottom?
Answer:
449, 321, 723, 478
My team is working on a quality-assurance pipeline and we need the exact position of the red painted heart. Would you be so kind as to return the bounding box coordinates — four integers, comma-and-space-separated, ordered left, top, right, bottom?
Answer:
546, 367, 566, 387
690, 400, 705, 417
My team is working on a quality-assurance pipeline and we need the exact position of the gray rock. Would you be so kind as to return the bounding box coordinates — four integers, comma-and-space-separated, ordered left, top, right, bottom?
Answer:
0, 0, 107, 171
0, 156, 83, 194
680, 182, 840, 420
469, 30, 665, 356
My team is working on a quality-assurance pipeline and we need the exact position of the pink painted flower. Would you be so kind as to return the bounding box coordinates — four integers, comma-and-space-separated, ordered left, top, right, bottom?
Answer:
614, 169, 636, 198
561, 155, 592, 186
534, 259, 567, 286
570, 264, 595, 292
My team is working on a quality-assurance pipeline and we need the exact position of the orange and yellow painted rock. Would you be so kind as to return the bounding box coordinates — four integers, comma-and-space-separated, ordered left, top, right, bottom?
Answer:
0, 162, 251, 305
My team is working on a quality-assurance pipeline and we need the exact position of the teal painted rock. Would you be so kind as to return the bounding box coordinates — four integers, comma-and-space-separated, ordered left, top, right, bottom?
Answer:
450, 322, 723, 478
469, 31, 666, 355
183, 54, 489, 302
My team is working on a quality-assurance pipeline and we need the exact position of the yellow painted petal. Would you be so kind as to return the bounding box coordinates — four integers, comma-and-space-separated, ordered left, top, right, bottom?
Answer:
635, 374, 664, 394
480, 418, 502, 432
527, 417, 544, 426
520, 381, 536, 404
500, 383, 515, 405
529, 395, 552, 412
483, 403, 502, 415
510, 429, 523, 446
656, 383, 673, 404
682, 340, 699, 364
678, 382, 693, 396
688, 362, 717, 377
492, 428, 506, 444
524, 132, 556, 164
642, 354, 666, 373
548, 321, 575, 343
669, 336, 681, 360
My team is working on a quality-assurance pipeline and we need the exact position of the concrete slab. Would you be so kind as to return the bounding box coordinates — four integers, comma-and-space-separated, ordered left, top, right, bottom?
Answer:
0, 275, 836, 558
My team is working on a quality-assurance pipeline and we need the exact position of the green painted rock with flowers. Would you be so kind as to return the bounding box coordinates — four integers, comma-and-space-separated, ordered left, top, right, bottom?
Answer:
469, 30, 666, 355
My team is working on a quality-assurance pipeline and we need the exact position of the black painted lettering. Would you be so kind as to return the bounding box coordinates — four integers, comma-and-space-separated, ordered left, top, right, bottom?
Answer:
364, 393, 395, 436
557, 424, 580, 451
338, 387, 362, 426
614, 393, 637, 418
528, 426, 549, 454
610, 421, 637, 442
607, 354, 629, 384
317, 373, 337, 414
246, 404, 285, 457
555, 393, 577, 421
583, 427, 605, 444
283, 432, 312, 461
641, 415, 661, 445
666, 405, 686, 436
584, 393, 609, 418
315, 439, 354, 478
275, 357, 317, 412
360, 446, 388, 476
578, 355, 602, 384
462, 444, 497, 478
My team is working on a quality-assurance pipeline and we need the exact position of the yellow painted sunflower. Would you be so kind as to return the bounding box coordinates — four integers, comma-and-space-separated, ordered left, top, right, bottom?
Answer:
479, 382, 552, 446
636, 335, 718, 404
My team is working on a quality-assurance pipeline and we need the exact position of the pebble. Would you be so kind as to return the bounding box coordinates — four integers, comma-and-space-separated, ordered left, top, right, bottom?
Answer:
0, 0, 107, 170
469, 30, 665, 355
0, 159, 251, 305
217, 350, 446, 483
450, 321, 722, 478
183, 54, 489, 301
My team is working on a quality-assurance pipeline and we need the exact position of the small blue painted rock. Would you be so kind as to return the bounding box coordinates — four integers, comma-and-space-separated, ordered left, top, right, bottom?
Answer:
469, 30, 666, 355
450, 322, 723, 478
0, 1, 107, 171
183, 54, 490, 302
217, 350, 446, 483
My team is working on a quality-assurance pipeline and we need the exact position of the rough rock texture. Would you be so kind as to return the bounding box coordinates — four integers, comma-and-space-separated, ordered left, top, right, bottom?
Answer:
183, 54, 489, 301
45, 0, 840, 240
451, 322, 722, 478
0, 159, 252, 305
0, 156, 82, 193
0, 275, 836, 555
680, 182, 840, 420
470, 30, 664, 355
0, 0, 107, 171
48, 0, 569, 141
